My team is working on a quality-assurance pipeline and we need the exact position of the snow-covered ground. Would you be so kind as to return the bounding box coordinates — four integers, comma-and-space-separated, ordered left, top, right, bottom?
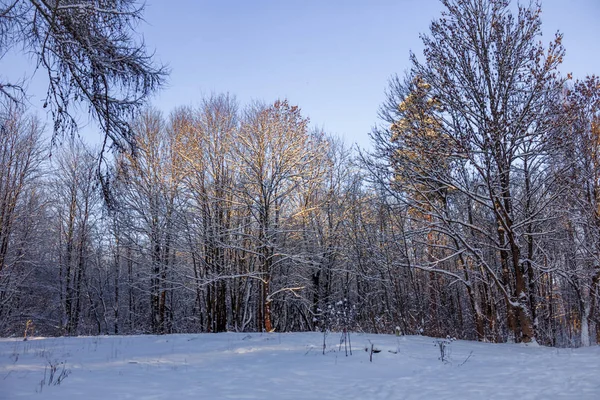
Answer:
1, 332, 599, 399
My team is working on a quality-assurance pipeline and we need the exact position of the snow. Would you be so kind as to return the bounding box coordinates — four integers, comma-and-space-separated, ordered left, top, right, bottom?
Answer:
1, 332, 600, 399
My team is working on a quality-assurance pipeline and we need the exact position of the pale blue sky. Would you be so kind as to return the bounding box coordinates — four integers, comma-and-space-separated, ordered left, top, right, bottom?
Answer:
4, 0, 600, 149
141, 0, 600, 149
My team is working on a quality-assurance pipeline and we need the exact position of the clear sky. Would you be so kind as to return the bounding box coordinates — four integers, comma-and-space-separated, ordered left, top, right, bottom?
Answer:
140, 0, 600, 149
4, 0, 600, 149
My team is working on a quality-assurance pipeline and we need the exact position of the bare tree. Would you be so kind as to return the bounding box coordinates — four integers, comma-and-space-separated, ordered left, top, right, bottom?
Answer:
553, 76, 600, 346
49, 138, 100, 335
368, 0, 566, 343
0, 103, 45, 333
171, 95, 241, 332
0, 0, 167, 156
235, 100, 327, 332
114, 108, 182, 334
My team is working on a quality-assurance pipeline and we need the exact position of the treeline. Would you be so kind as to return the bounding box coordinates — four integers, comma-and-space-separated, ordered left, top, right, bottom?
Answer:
1, 0, 599, 347
0, 97, 402, 339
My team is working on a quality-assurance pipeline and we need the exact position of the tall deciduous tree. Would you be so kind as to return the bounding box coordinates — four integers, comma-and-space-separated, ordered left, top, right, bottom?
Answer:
558, 76, 600, 346
172, 95, 241, 332
114, 108, 182, 334
0, 104, 44, 331
50, 139, 100, 335
235, 100, 326, 332
372, 0, 566, 343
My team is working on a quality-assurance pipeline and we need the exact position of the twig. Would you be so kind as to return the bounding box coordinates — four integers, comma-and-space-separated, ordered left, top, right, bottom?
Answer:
458, 351, 473, 367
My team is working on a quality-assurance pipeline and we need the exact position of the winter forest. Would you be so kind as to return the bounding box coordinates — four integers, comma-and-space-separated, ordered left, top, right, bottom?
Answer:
1, 0, 600, 349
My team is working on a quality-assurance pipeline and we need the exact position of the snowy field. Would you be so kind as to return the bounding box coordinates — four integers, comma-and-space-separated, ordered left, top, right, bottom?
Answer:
1, 332, 599, 399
